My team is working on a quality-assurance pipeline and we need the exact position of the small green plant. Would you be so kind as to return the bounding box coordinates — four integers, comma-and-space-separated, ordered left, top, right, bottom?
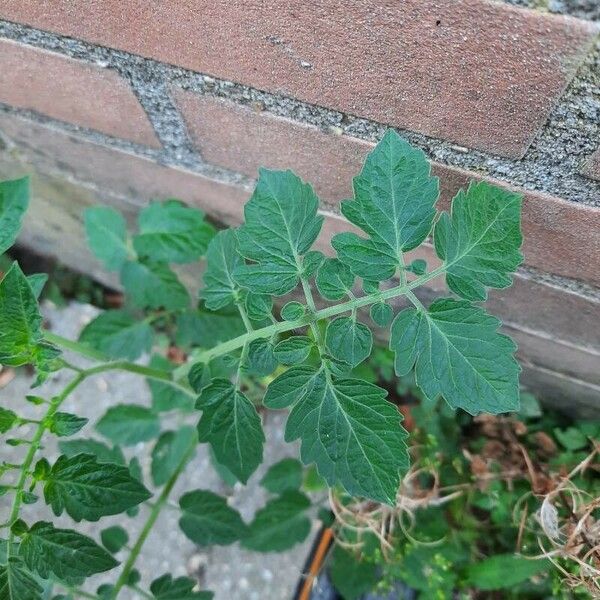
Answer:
0, 130, 524, 598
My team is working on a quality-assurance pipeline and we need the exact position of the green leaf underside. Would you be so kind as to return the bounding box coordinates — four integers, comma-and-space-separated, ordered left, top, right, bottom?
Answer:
325, 317, 373, 368
121, 260, 189, 310
148, 354, 194, 412
390, 298, 520, 415
315, 258, 354, 300
0, 177, 29, 255
0, 558, 42, 600
266, 368, 409, 504
178, 489, 247, 546
242, 490, 311, 552
18, 521, 118, 584
435, 181, 523, 300
151, 427, 197, 486
260, 458, 303, 494
133, 200, 215, 263
79, 310, 152, 360
234, 169, 324, 295
196, 380, 264, 483
96, 405, 160, 446
100, 526, 128, 553
332, 130, 439, 280
467, 554, 549, 590
150, 573, 214, 600
43, 454, 151, 522
273, 337, 312, 365
84, 207, 129, 271
201, 229, 243, 310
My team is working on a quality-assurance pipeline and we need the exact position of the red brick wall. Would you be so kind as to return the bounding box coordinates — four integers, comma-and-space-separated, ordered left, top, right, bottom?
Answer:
0, 1, 598, 413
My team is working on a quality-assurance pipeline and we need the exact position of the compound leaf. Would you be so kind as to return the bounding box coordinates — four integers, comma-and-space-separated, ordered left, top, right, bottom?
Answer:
0, 558, 42, 600
241, 490, 311, 552
285, 371, 409, 504
43, 453, 151, 522
332, 130, 439, 280
435, 181, 523, 301
0, 177, 29, 255
79, 310, 153, 360
84, 207, 129, 271
390, 298, 520, 415
150, 573, 214, 600
133, 200, 214, 263
196, 380, 264, 483
96, 405, 160, 446
151, 427, 197, 486
234, 169, 323, 295
178, 489, 247, 546
17, 520, 118, 584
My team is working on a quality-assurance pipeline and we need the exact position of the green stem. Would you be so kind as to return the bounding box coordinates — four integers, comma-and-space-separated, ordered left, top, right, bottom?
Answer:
109, 444, 195, 600
6, 371, 86, 555
406, 289, 426, 312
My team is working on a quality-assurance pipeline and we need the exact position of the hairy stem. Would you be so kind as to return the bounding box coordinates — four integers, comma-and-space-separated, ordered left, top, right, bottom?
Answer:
109, 443, 195, 599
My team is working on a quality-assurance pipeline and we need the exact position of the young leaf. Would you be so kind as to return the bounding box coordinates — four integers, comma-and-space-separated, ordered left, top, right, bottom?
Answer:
260, 458, 303, 494
43, 453, 151, 522
48, 412, 89, 437
58, 439, 125, 465
100, 526, 128, 553
120, 260, 189, 310
332, 130, 439, 280
84, 207, 129, 271
233, 168, 324, 295
178, 489, 247, 546
407, 258, 427, 275
273, 337, 313, 365
390, 299, 520, 415
0, 407, 18, 434
325, 316, 373, 367
133, 200, 215, 263
151, 427, 197, 486
0, 557, 42, 600
280, 301, 305, 321
241, 490, 311, 552
150, 574, 214, 600
195, 379, 264, 483
434, 181, 523, 300
0, 177, 29, 255
467, 554, 548, 590
370, 302, 393, 327
17, 520, 118, 584
246, 338, 278, 376
315, 258, 355, 301
285, 371, 409, 504
96, 404, 160, 446
79, 310, 153, 360
148, 355, 194, 412
201, 229, 243, 310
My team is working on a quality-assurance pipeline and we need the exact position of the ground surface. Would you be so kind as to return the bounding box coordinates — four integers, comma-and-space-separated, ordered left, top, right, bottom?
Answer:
0, 302, 316, 599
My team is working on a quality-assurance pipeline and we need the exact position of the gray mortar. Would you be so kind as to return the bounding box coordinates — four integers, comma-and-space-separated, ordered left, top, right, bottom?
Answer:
0, 19, 598, 206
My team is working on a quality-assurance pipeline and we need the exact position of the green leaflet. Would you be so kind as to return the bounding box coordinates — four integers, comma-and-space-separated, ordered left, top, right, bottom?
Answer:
0, 177, 29, 255
0, 263, 58, 369
284, 370, 409, 504
17, 520, 118, 584
0, 407, 18, 434
201, 229, 243, 310
263, 366, 320, 409
315, 258, 354, 301
96, 404, 160, 446
195, 380, 264, 483
390, 298, 520, 415
435, 181, 523, 301
325, 316, 373, 368
176, 303, 245, 349
84, 206, 129, 271
58, 439, 125, 465
48, 412, 88, 437
121, 260, 189, 310
234, 169, 324, 295
133, 199, 215, 263
245, 292, 273, 322
332, 130, 439, 280
467, 555, 548, 590
260, 458, 303, 494
273, 336, 313, 365
246, 338, 278, 376
241, 490, 311, 552
147, 354, 194, 412
100, 526, 128, 553
79, 310, 153, 360
280, 301, 305, 321
151, 427, 197, 486
0, 558, 42, 600
43, 453, 151, 522
26, 274, 47, 300
150, 573, 214, 600
370, 302, 393, 327
178, 489, 247, 546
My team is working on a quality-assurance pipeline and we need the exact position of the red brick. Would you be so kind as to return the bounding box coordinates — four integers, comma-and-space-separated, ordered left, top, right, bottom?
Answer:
0, 39, 159, 147
172, 93, 600, 287
582, 149, 600, 181
2, 1, 597, 157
